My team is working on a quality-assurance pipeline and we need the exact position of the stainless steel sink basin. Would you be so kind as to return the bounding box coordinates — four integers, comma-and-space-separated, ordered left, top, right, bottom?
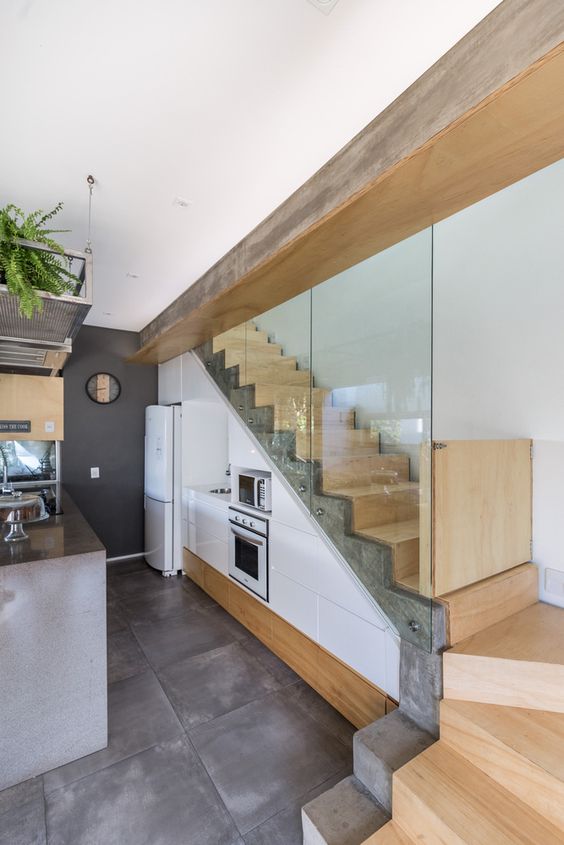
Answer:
209, 487, 231, 495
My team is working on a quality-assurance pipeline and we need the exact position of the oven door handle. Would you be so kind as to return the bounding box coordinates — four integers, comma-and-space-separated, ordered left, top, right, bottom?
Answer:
229, 524, 265, 545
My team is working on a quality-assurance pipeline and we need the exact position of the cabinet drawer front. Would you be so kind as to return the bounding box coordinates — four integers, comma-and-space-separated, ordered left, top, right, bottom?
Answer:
195, 525, 228, 574
193, 499, 229, 542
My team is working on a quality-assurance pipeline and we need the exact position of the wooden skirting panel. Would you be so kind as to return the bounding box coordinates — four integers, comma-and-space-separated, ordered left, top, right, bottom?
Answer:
183, 548, 394, 727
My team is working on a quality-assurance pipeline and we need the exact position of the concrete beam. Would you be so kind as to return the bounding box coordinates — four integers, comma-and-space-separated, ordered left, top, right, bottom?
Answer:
134, 0, 564, 363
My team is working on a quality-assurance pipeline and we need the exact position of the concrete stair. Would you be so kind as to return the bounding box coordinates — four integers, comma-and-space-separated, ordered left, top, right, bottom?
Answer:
353, 710, 434, 812
302, 775, 389, 845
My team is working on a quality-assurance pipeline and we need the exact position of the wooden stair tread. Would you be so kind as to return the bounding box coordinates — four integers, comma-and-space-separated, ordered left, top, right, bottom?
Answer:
395, 572, 419, 591
324, 482, 419, 498
362, 821, 412, 844
356, 519, 419, 546
448, 602, 564, 665
442, 699, 564, 781
394, 741, 564, 844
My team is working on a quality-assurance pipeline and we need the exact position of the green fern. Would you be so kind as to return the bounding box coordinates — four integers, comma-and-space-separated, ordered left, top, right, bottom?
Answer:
0, 203, 82, 318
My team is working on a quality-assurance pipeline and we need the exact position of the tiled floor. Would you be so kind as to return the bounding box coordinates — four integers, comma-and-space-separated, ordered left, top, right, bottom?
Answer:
0, 560, 354, 845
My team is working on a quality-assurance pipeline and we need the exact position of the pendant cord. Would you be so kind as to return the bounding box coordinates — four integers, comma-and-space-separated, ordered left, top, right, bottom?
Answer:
85, 174, 95, 254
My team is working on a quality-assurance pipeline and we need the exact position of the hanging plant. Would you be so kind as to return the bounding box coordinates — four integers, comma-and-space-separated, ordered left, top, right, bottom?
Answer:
0, 202, 82, 318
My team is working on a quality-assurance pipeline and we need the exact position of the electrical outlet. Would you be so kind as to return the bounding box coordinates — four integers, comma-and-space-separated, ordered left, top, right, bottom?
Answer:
44, 421, 55, 433
545, 567, 564, 596
90, 467, 100, 479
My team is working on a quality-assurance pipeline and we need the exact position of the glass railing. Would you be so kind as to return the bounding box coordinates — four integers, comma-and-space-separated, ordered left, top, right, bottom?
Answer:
196, 228, 433, 650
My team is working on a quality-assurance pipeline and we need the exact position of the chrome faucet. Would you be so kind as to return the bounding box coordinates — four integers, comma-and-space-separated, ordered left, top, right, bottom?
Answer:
0, 448, 12, 495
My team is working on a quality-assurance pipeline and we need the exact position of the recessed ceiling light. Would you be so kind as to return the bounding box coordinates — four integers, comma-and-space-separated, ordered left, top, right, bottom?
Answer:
126, 271, 140, 279
307, 0, 340, 14
173, 195, 192, 209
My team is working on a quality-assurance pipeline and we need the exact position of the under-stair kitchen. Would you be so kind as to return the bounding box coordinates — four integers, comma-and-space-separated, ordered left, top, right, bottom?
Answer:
3, 4, 564, 844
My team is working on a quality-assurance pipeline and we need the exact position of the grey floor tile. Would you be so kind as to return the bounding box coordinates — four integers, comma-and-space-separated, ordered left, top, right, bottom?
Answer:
181, 576, 218, 608
203, 603, 252, 641
243, 770, 349, 845
191, 689, 352, 834
106, 558, 149, 578
107, 629, 150, 683
43, 671, 182, 793
106, 599, 129, 634
0, 777, 46, 845
45, 738, 243, 845
108, 569, 184, 600
120, 583, 199, 624
132, 606, 236, 669
241, 635, 301, 686
159, 642, 280, 729
282, 680, 355, 747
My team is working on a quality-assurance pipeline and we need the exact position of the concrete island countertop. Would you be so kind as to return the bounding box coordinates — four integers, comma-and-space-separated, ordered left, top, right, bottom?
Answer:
0, 488, 107, 790
0, 490, 104, 567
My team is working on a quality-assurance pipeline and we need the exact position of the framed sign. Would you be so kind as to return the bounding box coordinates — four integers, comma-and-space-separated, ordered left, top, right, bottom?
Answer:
0, 420, 31, 433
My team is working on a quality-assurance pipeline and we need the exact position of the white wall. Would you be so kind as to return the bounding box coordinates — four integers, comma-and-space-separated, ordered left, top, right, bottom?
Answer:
434, 157, 564, 606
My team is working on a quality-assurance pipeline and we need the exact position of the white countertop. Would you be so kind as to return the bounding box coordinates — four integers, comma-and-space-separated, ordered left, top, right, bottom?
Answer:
184, 482, 232, 506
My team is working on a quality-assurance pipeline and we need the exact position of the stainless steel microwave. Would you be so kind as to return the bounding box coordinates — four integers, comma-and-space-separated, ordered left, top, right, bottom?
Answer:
237, 470, 272, 512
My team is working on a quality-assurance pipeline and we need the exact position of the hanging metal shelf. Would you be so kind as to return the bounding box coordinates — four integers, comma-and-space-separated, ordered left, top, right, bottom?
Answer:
0, 239, 92, 375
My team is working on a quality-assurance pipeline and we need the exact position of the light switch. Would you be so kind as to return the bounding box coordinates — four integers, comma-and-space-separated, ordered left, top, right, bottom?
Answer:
45, 421, 55, 433
90, 467, 100, 479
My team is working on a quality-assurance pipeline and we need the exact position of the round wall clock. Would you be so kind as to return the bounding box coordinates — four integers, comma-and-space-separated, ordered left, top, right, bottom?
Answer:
85, 372, 121, 405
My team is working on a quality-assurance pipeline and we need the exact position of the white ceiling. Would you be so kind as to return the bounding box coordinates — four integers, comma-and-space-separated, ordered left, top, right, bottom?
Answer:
1, 0, 500, 333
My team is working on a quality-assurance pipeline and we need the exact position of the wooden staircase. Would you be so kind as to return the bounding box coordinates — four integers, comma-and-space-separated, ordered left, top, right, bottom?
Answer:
363, 599, 564, 844
212, 321, 424, 593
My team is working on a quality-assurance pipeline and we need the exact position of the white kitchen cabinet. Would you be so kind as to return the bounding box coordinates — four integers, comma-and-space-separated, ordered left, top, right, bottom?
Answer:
269, 520, 319, 593
269, 570, 318, 640
385, 632, 401, 701
228, 416, 269, 471
182, 401, 228, 487
158, 357, 182, 405
315, 538, 390, 629
318, 596, 388, 691
192, 499, 228, 543
194, 524, 228, 574
270, 475, 316, 534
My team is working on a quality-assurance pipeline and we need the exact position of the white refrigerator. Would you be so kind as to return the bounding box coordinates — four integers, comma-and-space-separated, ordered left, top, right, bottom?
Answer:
144, 404, 182, 575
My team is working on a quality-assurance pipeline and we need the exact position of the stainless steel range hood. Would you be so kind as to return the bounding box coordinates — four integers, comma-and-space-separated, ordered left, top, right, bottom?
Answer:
0, 240, 92, 375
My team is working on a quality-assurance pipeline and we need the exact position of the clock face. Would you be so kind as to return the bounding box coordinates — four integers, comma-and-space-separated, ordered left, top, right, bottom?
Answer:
85, 373, 121, 404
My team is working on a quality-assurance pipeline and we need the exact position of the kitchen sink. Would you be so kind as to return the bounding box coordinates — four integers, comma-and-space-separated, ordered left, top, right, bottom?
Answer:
209, 487, 231, 495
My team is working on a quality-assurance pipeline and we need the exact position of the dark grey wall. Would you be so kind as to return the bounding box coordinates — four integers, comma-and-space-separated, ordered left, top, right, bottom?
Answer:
63, 326, 157, 558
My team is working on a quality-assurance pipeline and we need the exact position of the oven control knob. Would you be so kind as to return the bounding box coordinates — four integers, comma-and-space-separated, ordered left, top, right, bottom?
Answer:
249, 521, 255, 527
242, 519, 248, 525
235, 515, 240, 521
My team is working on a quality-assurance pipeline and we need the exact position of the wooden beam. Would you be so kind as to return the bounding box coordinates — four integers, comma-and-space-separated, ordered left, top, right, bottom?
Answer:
132, 1, 564, 364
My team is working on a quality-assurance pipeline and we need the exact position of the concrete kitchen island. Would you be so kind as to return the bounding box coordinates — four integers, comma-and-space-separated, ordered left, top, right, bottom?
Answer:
0, 494, 107, 791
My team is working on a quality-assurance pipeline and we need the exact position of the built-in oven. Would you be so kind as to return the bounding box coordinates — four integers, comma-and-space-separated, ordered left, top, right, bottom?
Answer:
228, 506, 269, 601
